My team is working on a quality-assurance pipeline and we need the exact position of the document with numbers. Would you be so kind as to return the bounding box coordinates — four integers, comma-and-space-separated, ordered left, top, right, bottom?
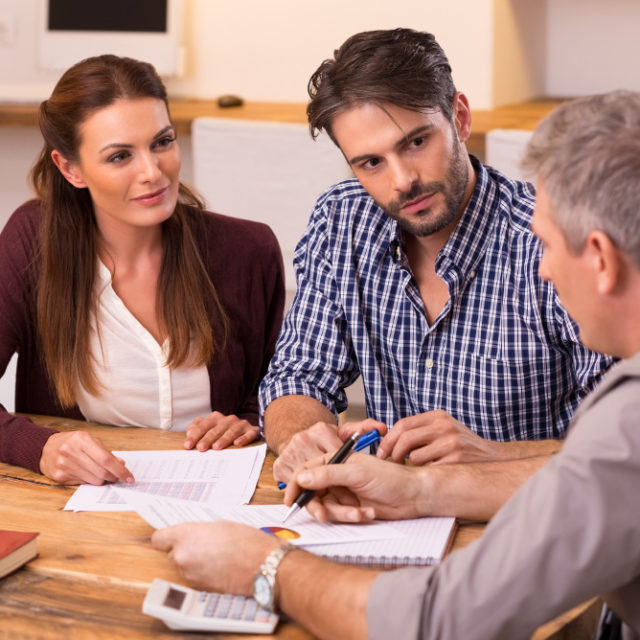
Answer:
64, 445, 266, 512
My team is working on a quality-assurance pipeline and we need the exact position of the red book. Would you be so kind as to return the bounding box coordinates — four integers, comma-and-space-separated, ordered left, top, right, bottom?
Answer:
0, 529, 39, 579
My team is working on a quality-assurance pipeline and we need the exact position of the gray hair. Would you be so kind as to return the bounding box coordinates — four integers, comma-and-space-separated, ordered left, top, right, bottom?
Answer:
522, 90, 640, 267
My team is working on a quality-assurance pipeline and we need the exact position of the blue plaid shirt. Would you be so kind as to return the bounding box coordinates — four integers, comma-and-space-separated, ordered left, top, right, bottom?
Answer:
259, 160, 613, 440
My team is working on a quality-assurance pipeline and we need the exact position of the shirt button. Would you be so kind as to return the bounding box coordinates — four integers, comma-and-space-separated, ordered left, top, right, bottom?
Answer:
469, 270, 476, 278
426, 358, 434, 369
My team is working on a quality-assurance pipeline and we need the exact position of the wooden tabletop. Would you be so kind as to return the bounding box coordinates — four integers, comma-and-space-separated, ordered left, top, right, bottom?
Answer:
0, 415, 597, 638
0, 97, 566, 159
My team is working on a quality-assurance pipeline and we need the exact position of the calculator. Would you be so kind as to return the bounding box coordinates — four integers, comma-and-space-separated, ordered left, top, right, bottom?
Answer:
142, 578, 280, 633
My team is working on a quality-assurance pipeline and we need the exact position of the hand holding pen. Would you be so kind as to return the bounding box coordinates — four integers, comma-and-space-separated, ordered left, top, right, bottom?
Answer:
284, 432, 422, 524
277, 428, 382, 490
281, 429, 382, 522
282, 432, 361, 522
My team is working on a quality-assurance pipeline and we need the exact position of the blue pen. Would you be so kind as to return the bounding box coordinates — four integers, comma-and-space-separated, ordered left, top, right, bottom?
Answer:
353, 428, 381, 454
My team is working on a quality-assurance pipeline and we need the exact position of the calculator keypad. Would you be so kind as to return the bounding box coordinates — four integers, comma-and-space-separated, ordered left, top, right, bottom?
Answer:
197, 591, 273, 622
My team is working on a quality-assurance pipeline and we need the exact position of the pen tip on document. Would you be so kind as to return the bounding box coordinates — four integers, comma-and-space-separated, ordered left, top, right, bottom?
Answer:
282, 503, 299, 524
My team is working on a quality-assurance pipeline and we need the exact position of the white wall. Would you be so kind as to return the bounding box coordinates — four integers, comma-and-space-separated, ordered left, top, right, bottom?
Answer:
0, 0, 495, 107
545, 0, 640, 96
164, 0, 496, 108
492, 0, 547, 106
0, 0, 55, 100
0, 127, 42, 226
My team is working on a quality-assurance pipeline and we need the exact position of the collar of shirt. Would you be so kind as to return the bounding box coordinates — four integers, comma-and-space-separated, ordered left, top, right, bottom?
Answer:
388, 156, 499, 298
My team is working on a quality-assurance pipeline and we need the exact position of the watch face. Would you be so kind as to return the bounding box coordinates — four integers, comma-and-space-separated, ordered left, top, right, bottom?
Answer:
253, 573, 272, 609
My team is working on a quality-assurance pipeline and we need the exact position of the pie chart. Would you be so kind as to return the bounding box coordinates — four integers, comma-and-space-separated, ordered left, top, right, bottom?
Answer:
260, 526, 301, 540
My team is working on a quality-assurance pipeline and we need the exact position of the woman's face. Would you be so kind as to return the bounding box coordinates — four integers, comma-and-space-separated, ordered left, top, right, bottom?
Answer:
56, 97, 181, 236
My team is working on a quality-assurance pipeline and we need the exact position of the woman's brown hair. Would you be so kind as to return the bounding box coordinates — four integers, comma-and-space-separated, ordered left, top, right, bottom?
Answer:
30, 54, 227, 407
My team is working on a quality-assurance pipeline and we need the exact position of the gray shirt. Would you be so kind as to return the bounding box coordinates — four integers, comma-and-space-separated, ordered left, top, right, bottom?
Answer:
368, 353, 640, 639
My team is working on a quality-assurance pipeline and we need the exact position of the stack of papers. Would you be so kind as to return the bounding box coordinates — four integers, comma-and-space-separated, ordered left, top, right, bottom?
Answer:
64, 446, 266, 512
64, 445, 456, 567
113, 490, 457, 567
112, 492, 404, 547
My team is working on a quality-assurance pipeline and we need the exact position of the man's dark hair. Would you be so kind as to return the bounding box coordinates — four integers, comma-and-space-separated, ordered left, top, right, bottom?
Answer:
307, 28, 456, 142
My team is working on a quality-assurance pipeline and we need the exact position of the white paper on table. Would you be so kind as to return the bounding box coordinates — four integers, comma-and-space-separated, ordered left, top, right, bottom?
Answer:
113, 490, 224, 528
303, 516, 457, 564
215, 504, 404, 546
116, 491, 404, 546
63, 445, 266, 512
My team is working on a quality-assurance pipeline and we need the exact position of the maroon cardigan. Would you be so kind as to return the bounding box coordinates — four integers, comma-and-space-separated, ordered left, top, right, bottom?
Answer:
0, 200, 284, 473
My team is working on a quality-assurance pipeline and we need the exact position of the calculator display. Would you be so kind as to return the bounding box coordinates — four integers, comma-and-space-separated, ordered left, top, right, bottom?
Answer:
163, 587, 187, 610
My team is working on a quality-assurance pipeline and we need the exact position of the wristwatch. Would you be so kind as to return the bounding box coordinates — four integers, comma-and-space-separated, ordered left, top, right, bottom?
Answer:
253, 542, 297, 612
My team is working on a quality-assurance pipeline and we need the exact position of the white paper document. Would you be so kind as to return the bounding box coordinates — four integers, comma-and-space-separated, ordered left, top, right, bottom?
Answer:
116, 491, 404, 547
306, 516, 457, 565
217, 504, 403, 546
64, 445, 266, 512
113, 491, 222, 526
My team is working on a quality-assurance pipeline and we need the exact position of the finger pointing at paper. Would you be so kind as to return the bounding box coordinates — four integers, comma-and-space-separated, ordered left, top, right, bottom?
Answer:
39, 430, 135, 485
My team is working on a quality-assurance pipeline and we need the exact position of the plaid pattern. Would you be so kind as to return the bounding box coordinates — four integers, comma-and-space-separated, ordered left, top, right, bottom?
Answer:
259, 160, 613, 440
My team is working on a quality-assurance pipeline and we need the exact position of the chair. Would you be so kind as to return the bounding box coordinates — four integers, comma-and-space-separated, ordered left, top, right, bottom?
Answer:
485, 128, 533, 182
191, 117, 352, 298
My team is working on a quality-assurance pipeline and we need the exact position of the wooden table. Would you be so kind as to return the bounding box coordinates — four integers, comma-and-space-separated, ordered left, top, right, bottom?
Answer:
0, 415, 598, 639
0, 98, 566, 160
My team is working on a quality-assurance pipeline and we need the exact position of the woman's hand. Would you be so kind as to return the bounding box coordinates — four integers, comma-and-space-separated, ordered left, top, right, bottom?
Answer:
183, 411, 260, 451
39, 431, 134, 485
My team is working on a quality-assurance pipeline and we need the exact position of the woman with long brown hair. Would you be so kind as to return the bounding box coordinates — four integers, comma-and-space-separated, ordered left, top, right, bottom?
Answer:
0, 55, 284, 484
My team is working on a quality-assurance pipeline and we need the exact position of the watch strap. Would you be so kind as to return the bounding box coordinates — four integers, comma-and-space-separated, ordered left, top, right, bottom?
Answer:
255, 542, 297, 611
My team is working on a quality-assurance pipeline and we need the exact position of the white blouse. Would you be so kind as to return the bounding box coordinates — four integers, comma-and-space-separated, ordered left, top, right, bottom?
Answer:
75, 261, 212, 430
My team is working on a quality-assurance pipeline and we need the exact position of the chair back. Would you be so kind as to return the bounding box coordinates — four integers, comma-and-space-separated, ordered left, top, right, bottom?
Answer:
485, 128, 533, 181
191, 117, 352, 297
